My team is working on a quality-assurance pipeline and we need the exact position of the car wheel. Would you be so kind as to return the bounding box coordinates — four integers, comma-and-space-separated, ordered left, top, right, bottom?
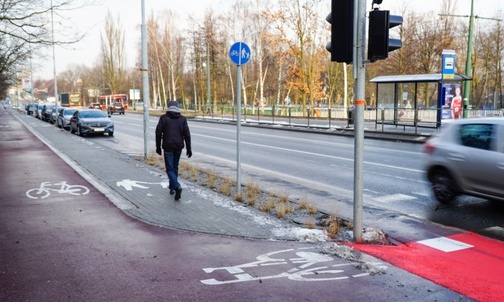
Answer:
77, 126, 83, 137
431, 169, 458, 204
109, 132, 114, 137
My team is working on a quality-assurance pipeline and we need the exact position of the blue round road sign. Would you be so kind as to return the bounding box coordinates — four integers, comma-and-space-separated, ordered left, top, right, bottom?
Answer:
229, 42, 251, 65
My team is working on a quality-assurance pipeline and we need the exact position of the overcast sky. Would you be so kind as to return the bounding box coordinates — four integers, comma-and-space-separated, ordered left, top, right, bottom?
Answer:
33, 0, 503, 80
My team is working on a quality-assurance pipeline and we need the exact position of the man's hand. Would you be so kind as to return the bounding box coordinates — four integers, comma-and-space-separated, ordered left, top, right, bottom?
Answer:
186, 150, 192, 158
156, 147, 162, 156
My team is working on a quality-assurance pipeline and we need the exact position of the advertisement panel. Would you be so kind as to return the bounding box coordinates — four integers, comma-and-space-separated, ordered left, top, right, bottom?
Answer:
442, 83, 463, 119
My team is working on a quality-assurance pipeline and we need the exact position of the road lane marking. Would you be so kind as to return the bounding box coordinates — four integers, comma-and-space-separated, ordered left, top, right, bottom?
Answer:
193, 133, 423, 173
417, 237, 473, 252
374, 194, 418, 203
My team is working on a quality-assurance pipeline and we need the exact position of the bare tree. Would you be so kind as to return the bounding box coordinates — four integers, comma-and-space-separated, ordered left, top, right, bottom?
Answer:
100, 10, 127, 95
0, 0, 84, 97
0, 0, 83, 45
265, 0, 326, 115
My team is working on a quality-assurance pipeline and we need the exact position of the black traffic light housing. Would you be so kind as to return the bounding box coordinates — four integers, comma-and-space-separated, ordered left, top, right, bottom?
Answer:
367, 9, 403, 61
326, 0, 354, 63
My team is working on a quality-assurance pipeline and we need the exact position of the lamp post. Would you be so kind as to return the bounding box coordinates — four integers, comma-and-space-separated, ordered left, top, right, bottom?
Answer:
51, 0, 58, 123
141, 0, 150, 159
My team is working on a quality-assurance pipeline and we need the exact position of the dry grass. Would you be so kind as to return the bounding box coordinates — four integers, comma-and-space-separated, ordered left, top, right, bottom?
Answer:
305, 217, 316, 229
140, 158, 340, 238
299, 196, 309, 210
189, 165, 199, 182
276, 203, 287, 218
218, 178, 233, 196
245, 182, 260, 199
259, 198, 276, 213
205, 169, 217, 189
276, 191, 290, 204
325, 214, 341, 239
235, 194, 243, 202
308, 203, 318, 215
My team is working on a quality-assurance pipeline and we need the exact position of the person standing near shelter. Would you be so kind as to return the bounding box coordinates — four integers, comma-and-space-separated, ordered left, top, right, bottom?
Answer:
156, 101, 192, 200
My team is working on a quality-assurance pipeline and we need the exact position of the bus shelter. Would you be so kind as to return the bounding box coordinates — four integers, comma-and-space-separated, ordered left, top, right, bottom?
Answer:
369, 73, 471, 129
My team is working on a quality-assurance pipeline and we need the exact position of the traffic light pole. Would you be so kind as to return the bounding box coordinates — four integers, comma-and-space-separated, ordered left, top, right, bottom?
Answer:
352, 0, 366, 243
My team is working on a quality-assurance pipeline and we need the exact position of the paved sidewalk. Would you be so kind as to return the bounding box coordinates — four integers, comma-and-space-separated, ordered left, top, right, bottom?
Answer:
11, 110, 303, 241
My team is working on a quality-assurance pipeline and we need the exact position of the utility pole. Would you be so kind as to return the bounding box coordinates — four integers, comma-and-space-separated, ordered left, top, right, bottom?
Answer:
463, 0, 475, 118
206, 46, 211, 113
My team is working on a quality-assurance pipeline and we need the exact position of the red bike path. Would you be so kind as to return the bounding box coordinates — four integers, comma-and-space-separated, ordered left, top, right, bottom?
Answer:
349, 231, 504, 302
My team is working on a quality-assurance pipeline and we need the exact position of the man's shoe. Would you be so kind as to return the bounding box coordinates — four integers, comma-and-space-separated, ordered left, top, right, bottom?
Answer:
175, 187, 182, 200
170, 189, 175, 195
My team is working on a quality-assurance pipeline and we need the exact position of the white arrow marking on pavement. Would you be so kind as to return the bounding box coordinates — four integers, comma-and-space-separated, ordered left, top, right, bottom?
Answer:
116, 179, 170, 191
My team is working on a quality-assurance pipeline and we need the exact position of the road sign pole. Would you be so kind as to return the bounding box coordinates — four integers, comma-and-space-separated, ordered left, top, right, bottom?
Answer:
229, 42, 251, 196
236, 65, 242, 195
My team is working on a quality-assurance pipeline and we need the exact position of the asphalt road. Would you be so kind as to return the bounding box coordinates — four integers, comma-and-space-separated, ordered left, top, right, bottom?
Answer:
106, 113, 504, 242
0, 107, 475, 301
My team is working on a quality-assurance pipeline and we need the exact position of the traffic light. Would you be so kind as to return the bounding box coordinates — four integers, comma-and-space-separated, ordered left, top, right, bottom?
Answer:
325, 0, 354, 63
367, 9, 403, 61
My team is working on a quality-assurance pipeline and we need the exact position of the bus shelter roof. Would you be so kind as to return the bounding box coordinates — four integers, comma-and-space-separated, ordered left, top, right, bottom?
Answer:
369, 73, 471, 83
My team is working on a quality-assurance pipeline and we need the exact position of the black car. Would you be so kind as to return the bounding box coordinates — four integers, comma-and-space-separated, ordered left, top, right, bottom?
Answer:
41, 104, 55, 122
27, 103, 38, 116
70, 109, 114, 136
108, 102, 125, 115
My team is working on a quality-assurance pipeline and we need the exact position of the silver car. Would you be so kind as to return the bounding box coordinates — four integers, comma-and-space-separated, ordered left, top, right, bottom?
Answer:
423, 118, 504, 203
57, 108, 78, 130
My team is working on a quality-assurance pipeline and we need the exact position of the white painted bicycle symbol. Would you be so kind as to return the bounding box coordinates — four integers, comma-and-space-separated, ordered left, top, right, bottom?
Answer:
201, 248, 382, 285
26, 181, 90, 199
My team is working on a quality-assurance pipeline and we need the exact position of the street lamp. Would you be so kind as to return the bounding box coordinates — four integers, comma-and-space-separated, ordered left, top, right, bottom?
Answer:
51, 0, 58, 124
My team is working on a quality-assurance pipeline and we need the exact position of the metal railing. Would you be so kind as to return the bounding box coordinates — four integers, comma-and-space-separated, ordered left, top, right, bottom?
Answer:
163, 104, 504, 135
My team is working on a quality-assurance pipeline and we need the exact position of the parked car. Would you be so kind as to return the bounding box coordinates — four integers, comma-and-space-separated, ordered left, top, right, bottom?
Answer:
108, 102, 125, 115
50, 107, 64, 124
70, 109, 114, 136
423, 117, 504, 204
57, 108, 78, 130
27, 103, 39, 116
41, 104, 55, 122
35, 104, 44, 119
25, 103, 31, 114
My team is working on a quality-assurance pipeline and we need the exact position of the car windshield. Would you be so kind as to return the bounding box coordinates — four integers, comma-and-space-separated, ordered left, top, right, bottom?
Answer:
80, 110, 106, 118
64, 109, 77, 116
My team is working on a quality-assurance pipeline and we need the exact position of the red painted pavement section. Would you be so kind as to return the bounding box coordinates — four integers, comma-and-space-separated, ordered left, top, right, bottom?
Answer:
348, 232, 504, 302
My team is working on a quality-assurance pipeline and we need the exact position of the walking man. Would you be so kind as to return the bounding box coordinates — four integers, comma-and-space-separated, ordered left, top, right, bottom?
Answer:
155, 101, 192, 200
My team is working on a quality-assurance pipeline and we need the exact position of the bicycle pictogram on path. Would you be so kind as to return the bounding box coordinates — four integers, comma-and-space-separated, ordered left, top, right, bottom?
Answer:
201, 247, 385, 285
26, 181, 90, 199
